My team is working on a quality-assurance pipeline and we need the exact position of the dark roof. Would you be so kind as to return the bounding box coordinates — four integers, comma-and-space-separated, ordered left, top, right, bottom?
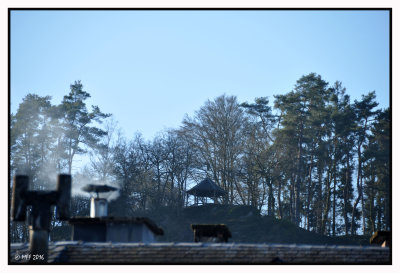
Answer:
186, 178, 227, 197
69, 216, 164, 235
10, 242, 391, 264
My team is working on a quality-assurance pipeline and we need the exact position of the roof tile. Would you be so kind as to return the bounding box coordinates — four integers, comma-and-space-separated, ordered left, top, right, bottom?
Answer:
10, 241, 391, 264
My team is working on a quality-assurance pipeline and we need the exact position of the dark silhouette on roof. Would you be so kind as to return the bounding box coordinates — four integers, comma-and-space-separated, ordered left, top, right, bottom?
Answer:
370, 230, 391, 247
186, 177, 227, 197
191, 224, 232, 242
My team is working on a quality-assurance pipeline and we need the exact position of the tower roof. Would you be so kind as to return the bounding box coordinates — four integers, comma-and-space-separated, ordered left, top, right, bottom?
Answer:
186, 177, 227, 197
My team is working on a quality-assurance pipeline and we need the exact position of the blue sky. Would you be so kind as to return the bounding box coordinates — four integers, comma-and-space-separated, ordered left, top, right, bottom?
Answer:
10, 10, 390, 141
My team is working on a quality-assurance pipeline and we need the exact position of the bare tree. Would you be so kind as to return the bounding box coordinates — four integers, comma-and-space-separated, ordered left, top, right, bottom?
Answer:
182, 94, 248, 204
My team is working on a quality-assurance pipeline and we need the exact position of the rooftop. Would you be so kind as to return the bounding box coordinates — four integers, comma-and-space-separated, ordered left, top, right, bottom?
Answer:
69, 216, 164, 235
10, 241, 391, 264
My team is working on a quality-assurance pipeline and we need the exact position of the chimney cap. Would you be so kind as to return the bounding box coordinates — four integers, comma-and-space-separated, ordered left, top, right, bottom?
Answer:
82, 184, 118, 194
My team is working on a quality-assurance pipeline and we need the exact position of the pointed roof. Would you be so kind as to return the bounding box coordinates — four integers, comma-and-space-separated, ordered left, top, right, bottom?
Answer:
186, 177, 227, 197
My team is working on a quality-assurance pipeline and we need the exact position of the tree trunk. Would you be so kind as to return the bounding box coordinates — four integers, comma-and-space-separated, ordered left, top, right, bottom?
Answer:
322, 161, 332, 235
306, 154, 313, 231
361, 179, 365, 235
343, 152, 351, 235
289, 178, 294, 222
351, 143, 363, 235
317, 167, 323, 234
267, 177, 275, 216
294, 120, 304, 226
350, 194, 361, 235
369, 183, 375, 233
385, 185, 390, 230
277, 177, 283, 219
322, 188, 331, 235
332, 155, 337, 237
377, 196, 382, 231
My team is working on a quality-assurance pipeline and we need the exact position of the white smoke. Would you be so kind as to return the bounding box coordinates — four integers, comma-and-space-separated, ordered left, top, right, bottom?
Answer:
33, 162, 121, 202
12, 94, 120, 202
71, 169, 121, 201
35, 164, 59, 191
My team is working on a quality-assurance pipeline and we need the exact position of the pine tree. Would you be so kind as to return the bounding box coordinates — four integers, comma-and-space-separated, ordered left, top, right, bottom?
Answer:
274, 73, 329, 227
58, 81, 111, 173
351, 92, 379, 235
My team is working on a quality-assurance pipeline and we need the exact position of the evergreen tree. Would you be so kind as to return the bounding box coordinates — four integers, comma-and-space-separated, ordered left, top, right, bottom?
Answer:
58, 81, 111, 173
351, 92, 379, 235
11, 94, 53, 188
363, 108, 390, 233
274, 73, 329, 226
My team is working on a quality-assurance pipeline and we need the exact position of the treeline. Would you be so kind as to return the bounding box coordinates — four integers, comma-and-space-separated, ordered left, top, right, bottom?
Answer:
10, 73, 390, 242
